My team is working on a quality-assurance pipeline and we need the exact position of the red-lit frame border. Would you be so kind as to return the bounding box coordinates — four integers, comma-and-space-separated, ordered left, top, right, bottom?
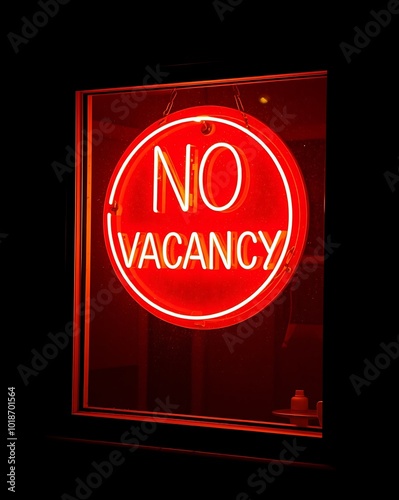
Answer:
72, 71, 327, 443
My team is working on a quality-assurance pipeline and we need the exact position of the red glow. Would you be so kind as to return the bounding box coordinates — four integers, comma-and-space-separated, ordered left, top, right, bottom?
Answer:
73, 71, 327, 434
104, 105, 309, 329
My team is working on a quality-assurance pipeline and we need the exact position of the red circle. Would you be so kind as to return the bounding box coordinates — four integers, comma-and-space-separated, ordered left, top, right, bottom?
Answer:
103, 105, 309, 329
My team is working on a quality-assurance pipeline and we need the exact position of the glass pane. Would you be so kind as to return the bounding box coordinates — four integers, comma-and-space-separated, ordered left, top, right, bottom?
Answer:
73, 71, 327, 434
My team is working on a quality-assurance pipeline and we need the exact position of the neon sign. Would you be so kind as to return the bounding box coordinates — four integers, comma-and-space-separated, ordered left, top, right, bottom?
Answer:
104, 105, 309, 329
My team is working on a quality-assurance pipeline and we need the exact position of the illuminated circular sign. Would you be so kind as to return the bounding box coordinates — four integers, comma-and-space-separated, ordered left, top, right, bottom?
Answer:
104, 105, 309, 329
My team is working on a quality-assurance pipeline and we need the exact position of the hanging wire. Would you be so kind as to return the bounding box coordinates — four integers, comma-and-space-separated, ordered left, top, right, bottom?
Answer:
233, 85, 249, 129
159, 88, 177, 124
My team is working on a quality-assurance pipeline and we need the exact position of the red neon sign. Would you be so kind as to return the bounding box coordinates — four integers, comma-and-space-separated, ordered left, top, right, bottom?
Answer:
104, 105, 309, 329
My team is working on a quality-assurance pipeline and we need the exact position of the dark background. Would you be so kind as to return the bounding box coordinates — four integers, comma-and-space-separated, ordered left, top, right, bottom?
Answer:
4, 1, 398, 498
